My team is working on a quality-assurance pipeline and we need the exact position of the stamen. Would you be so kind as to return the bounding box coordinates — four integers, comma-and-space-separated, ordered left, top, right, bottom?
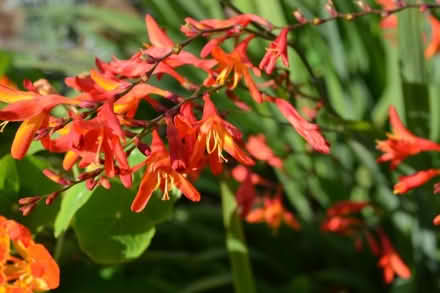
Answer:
0, 121, 8, 132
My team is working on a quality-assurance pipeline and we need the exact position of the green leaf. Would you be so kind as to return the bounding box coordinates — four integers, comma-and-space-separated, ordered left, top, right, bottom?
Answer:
0, 155, 19, 193
73, 182, 175, 264
398, 1, 426, 84
220, 181, 256, 293
54, 182, 93, 237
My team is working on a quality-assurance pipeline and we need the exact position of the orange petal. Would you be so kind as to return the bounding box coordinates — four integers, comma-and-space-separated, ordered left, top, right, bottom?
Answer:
131, 170, 160, 212
223, 134, 254, 166
90, 69, 121, 91
63, 151, 79, 170
145, 14, 174, 48
0, 85, 36, 103
27, 243, 60, 290
173, 171, 201, 202
11, 113, 46, 159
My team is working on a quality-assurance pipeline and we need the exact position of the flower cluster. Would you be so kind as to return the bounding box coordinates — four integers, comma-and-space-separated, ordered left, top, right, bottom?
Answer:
0, 14, 330, 215
0, 216, 59, 292
376, 106, 440, 224
321, 201, 411, 284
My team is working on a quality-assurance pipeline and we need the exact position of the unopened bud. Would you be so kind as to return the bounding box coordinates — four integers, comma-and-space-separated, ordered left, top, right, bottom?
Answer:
18, 196, 41, 205
325, 0, 338, 17
86, 178, 98, 190
19, 203, 37, 216
136, 141, 151, 156
43, 169, 72, 186
312, 18, 323, 25
395, 0, 406, 8
45, 191, 60, 205
293, 9, 307, 24
344, 13, 354, 21
355, 0, 371, 12
100, 177, 111, 190
419, 4, 428, 13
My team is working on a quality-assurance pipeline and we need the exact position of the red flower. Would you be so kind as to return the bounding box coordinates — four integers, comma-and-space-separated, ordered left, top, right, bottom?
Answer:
181, 14, 272, 58
321, 201, 369, 235
326, 201, 370, 217
204, 35, 263, 103
274, 98, 330, 154
0, 80, 77, 159
393, 169, 440, 194
245, 134, 283, 168
259, 28, 289, 74
0, 216, 59, 292
377, 106, 440, 169
190, 95, 254, 174
98, 15, 215, 89
43, 102, 132, 187
377, 230, 411, 284
246, 196, 300, 231
181, 14, 272, 38
131, 130, 200, 212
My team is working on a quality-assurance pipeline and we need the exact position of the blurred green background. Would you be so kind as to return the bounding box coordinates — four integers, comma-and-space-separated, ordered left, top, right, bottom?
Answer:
1, 0, 440, 292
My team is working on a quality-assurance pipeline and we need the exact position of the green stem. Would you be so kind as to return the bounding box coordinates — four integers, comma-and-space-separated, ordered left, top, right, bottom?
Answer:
220, 181, 256, 293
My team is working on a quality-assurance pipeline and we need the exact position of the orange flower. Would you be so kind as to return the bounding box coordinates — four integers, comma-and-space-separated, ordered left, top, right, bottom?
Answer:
131, 130, 200, 212
393, 169, 440, 194
377, 106, 440, 169
245, 134, 282, 168
98, 15, 215, 89
259, 28, 289, 74
274, 97, 330, 154
0, 216, 59, 292
204, 35, 263, 103
181, 14, 272, 58
190, 95, 254, 174
321, 201, 369, 235
0, 80, 77, 159
246, 196, 300, 231
377, 230, 411, 284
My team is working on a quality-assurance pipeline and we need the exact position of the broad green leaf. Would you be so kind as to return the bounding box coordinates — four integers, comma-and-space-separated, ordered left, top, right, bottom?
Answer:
73, 182, 175, 264
220, 181, 256, 293
54, 182, 93, 237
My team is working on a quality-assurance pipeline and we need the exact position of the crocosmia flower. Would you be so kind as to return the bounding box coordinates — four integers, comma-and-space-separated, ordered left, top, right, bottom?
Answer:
0, 216, 59, 292
274, 97, 330, 154
0, 80, 78, 159
205, 35, 263, 103
377, 230, 411, 284
259, 28, 289, 74
393, 169, 440, 194
246, 196, 300, 231
190, 95, 254, 174
131, 130, 200, 213
376, 106, 440, 169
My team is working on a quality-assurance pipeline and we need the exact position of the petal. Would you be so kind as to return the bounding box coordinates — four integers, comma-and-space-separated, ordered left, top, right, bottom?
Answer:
173, 171, 201, 202
242, 70, 263, 103
145, 14, 175, 48
0, 85, 36, 103
11, 113, 47, 159
27, 243, 60, 290
223, 133, 254, 166
390, 253, 411, 279
90, 69, 121, 91
131, 170, 160, 212
275, 98, 330, 153
63, 151, 79, 170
